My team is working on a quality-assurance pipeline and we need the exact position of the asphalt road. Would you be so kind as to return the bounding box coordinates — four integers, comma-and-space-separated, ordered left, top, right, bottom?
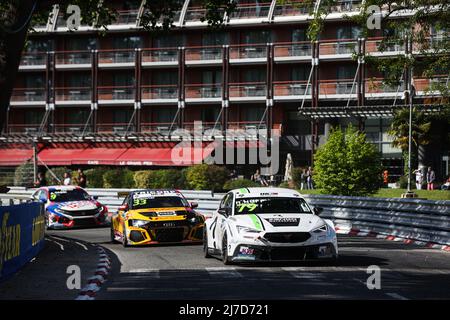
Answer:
3, 226, 448, 300
0, 228, 450, 299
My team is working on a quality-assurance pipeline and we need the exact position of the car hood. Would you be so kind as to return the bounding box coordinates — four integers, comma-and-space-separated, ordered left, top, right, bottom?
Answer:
229, 213, 325, 233
49, 200, 98, 212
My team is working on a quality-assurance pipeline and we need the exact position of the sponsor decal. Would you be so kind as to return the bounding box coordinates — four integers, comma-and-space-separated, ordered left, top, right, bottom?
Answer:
265, 217, 300, 227
157, 211, 177, 216
249, 214, 263, 231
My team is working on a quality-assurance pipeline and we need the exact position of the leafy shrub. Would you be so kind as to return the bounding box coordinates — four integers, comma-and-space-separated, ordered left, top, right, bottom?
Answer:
291, 167, 305, 188
223, 179, 260, 191
185, 164, 229, 191
103, 169, 134, 188
14, 161, 34, 187
134, 169, 187, 189
278, 181, 290, 188
314, 126, 382, 196
84, 167, 109, 188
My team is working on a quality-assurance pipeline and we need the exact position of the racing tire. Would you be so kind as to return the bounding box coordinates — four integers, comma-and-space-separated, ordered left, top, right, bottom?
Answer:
203, 229, 212, 258
122, 224, 129, 247
221, 235, 232, 265
110, 225, 118, 244
45, 214, 52, 230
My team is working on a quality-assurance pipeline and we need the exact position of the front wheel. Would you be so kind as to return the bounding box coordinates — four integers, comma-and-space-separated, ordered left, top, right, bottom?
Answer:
203, 229, 212, 258
122, 224, 129, 247
222, 235, 232, 265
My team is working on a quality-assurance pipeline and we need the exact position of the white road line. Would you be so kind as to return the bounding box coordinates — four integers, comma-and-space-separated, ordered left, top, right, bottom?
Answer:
49, 235, 89, 251
128, 269, 160, 278
46, 238, 64, 251
385, 292, 409, 300
282, 267, 324, 281
205, 267, 243, 278
74, 241, 89, 251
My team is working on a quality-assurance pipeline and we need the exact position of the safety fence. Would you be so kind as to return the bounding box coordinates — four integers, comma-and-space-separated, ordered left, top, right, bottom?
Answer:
1, 187, 449, 246
0, 202, 45, 281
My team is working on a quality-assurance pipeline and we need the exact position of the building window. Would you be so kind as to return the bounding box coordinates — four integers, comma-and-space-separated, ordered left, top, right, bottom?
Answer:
66, 38, 97, 51
202, 32, 229, 46
66, 73, 91, 87
113, 109, 132, 124
242, 30, 271, 44
66, 110, 89, 124
243, 106, 265, 122
243, 69, 266, 82
26, 39, 53, 52
336, 26, 361, 39
153, 35, 183, 48
24, 74, 44, 88
153, 71, 178, 85
24, 110, 43, 125
202, 70, 222, 84
292, 66, 310, 81
337, 65, 357, 79
113, 36, 143, 49
201, 107, 219, 123
113, 73, 135, 87
292, 29, 306, 42
154, 108, 176, 123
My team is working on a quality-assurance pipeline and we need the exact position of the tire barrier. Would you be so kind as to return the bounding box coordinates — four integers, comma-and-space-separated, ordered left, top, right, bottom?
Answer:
302, 194, 450, 247
0, 202, 45, 281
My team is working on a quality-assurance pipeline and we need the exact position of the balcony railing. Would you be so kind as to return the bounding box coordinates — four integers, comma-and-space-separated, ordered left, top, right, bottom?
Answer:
141, 122, 178, 134
365, 79, 404, 94
185, 46, 223, 62
141, 85, 178, 100
414, 76, 449, 92
228, 121, 267, 135
366, 38, 404, 54
185, 7, 206, 22
113, 10, 139, 25
11, 88, 46, 102
229, 2, 272, 19
98, 50, 135, 64
55, 87, 91, 101
54, 124, 92, 134
274, 81, 311, 96
98, 86, 135, 100
319, 80, 355, 95
229, 82, 266, 97
97, 123, 134, 134
319, 40, 357, 55
329, 0, 362, 13
230, 44, 267, 59
274, 42, 311, 58
142, 48, 178, 63
7, 124, 42, 134
20, 52, 47, 66
56, 51, 92, 65
274, 1, 309, 16
185, 84, 222, 99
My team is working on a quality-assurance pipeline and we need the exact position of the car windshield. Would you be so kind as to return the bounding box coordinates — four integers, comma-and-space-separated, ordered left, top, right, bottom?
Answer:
234, 197, 312, 215
131, 196, 188, 209
49, 189, 91, 202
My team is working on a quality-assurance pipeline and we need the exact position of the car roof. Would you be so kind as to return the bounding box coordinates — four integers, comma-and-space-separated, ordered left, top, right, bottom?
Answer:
44, 186, 82, 192
231, 187, 302, 198
130, 189, 184, 197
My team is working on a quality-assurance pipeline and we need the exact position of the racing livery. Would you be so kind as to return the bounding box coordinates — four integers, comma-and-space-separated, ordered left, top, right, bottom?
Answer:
204, 187, 338, 264
110, 189, 205, 246
32, 186, 108, 229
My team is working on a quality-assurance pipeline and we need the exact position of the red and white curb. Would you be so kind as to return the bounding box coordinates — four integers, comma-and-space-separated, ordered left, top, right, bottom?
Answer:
75, 246, 111, 300
335, 225, 450, 253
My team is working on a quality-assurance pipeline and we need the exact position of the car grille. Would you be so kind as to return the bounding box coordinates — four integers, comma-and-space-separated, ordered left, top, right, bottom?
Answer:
153, 228, 185, 242
269, 247, 308, 261
73, 218, 96, 227
65, 209, 99, 217
264, 232, 311, 243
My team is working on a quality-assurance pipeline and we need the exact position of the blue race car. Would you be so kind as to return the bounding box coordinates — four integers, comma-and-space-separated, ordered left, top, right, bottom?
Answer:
31, 186, 108, 229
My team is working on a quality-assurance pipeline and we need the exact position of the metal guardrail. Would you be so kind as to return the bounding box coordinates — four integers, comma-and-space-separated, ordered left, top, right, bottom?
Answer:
2, 187, 449, 246
1, 187, 224, 217
302, 194, 450, 246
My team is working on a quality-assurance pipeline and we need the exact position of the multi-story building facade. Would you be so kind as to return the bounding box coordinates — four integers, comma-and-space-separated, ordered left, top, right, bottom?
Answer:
0, 0, 448, 180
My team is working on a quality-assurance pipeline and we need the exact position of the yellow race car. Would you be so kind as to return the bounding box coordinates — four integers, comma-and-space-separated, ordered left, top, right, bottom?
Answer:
110, 189, 205, 246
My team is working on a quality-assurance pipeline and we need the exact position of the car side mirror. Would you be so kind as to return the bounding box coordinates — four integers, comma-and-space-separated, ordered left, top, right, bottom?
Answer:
313, 207, 323, 216
118, 204, 129, 211
93, 196, 99, 200
39, 194, 47, 203
218, 207, 230, 217
190, 201, 198, 209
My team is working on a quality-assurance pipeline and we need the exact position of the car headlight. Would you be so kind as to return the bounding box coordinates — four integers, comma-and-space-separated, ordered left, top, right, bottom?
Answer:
312, 224, 328, 233
236, 225, 261, 234
129, 219, 148, 228
53, 208, 65, 214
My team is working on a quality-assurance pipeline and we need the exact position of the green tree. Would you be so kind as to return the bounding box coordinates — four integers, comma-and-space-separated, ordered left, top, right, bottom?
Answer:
314, 126, 382, 196
186, 164, 229, 191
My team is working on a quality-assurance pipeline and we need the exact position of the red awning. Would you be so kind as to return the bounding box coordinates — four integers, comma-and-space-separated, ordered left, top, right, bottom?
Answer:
74, 148, 128, 165
0, 148, 33, 166
116, 145, 215, 166
38, 148, 84, 166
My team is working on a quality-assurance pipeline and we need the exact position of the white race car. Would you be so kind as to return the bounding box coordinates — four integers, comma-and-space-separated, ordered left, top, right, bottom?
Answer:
203, 187, 338, 264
